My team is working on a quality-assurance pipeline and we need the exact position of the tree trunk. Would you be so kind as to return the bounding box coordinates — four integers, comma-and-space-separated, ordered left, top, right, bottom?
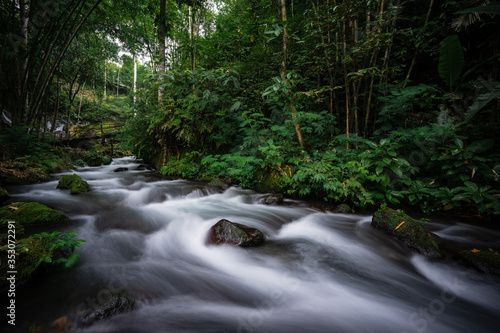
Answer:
133, 54, 137, 112
158, 0, 166, 104
280, 0, 304, 148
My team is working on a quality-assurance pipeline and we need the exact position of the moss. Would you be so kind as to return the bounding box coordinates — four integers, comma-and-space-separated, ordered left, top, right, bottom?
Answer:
0, 186, 10, 202
57, 174, 91, 194
0, 219, 24, 244
459, 249, 500, 275
0, 202, 65, 227
0, 236, 52, 290
372, 207, 441, 257
102, 155, 112, 165
333, 203, 353, 213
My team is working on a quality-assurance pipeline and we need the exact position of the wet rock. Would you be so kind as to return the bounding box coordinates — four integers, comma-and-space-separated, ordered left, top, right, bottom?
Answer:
114, 167, 129, 173
207, 219, 264, 247
0, 219, 24, 244
458, 248, 500, 275
135, 164, 154, 171
208, 178, 225, 186
258, 194, 283, 205
371, 207, 441, 257
77, 289, 138, 327
0, 202, 65, 227
57, 174, 91, 194
332, 203, 353, 213
0, 186, 10, 203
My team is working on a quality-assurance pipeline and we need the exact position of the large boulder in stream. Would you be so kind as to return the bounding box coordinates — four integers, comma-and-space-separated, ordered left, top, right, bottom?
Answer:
207, 219, 264, 247
0, 202, 66, 227
371, 207, 441, 257
57, 174, 90, 194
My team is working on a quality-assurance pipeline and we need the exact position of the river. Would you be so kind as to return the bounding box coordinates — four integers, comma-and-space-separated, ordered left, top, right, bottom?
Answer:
3, 157, 500, 333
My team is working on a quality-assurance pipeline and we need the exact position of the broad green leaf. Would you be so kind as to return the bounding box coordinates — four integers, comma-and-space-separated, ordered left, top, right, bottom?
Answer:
438, 35, 464, 91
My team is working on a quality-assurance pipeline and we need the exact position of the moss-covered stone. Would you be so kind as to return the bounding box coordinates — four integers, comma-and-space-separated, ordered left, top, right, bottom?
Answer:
0, 236, 52, 290
332, 203, 353, 214
102, 155, 112, 165
459, 249, 500, 275
0, 219, 24, 244
372, 208, 441, 257
0, 202, 65, 227
0, 186, 10, 203
57, 174, 90, 194
207, 219, 264, 247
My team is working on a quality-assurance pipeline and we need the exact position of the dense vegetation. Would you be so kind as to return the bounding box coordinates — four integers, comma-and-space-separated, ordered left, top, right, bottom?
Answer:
1, 0, 499, 217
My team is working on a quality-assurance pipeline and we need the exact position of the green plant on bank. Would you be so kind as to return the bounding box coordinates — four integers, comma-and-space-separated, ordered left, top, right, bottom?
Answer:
1, 231, 86, 269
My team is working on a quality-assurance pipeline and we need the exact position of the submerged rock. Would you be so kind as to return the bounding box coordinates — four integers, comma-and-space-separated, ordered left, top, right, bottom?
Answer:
77, 289, 138, 327
0, 186, 10, 203
0, 202, 65, 227
207, 219, 264, 247
258, 194, 283, 205
113, 167, 129, 173
57, 174, 90, 194
371, 208, 441, 257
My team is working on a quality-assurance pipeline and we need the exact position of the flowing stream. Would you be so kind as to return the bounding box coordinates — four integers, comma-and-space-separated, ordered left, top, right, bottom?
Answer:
3, 157, 500, 333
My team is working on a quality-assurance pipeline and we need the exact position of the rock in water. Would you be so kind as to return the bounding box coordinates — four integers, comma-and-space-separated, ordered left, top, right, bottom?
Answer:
77, 289, 137, 327
113, 167, 129, 172
332, 203, 353, 213
0, 202, 66, 226
57, 174, 90, 194
207, 219, 264, 247
258, 194, 283, 205
371, 207, 441, 257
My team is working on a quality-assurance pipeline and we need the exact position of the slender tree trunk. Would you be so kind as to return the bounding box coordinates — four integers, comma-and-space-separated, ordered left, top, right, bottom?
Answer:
104, 61, 107, 100
158, 0, 166, 104
280, 0, 304, 148
117, 69, 120, 96
77, 82, 85, 125
133, 54, 137, 112
51, 77, 61, 134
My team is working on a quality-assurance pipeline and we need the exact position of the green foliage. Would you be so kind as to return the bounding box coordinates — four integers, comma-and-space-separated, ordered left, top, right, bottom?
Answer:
438, 35, 464, 91
28, 231, 85, 269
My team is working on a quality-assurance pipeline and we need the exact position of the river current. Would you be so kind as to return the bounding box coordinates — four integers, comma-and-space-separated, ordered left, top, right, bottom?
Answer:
3, 157, 500, 333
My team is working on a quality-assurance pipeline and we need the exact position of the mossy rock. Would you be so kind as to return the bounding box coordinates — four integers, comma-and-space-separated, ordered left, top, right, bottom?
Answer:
0, 186, 10, 203
332, 203, 353, 214
372, 208, 441, 257
459, 249, 500, 275
1, 219, 24, 244
207, 219, 264, 247
0, 202, 66, 227
57, 174, 90, 194
74, 159, 87, 167
0, 236, 52, 290
102, 155, 112, 165
77, 289, 137, 327
208, 177, 226, 186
